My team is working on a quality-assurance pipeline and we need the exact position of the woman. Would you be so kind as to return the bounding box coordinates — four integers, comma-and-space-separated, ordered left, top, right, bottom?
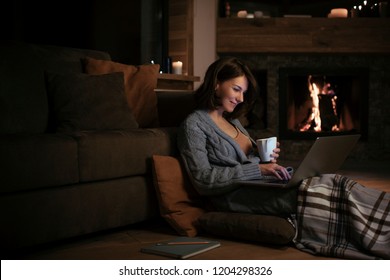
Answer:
177, 56, 295, 216
178, 57, 390, 259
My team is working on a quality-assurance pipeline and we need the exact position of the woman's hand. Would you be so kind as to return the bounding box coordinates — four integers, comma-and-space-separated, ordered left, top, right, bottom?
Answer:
270, 142, 281, 163
259, 163, 291, 180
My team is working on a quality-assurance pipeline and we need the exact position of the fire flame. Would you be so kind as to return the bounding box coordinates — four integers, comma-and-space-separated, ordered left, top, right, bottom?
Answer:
306, 82, 321, 131
300, 75, 340, 132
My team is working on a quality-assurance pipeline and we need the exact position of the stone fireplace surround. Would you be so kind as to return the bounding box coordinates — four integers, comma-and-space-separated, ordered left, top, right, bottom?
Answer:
222, 53, 390, 161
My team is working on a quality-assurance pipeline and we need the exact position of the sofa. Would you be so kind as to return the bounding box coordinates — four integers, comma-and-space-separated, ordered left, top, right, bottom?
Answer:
0, 40, 195, 251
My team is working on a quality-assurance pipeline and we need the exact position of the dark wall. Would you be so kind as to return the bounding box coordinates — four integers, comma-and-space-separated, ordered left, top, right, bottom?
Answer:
2, 0, 166, 65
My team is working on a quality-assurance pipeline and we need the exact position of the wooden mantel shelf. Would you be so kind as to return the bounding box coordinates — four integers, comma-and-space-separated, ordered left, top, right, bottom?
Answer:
217, 18, 390, 54
157, 73, 200, 91
158, 73, 200, 82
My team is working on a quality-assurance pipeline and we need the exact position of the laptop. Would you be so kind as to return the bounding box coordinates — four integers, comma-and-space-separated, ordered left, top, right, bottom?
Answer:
237, 134, 361, 188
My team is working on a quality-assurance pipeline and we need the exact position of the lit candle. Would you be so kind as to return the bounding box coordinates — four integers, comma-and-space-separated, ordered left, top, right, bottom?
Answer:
237, 10, 248, 18
172, 61, 183, 75
328, 8, 348, 18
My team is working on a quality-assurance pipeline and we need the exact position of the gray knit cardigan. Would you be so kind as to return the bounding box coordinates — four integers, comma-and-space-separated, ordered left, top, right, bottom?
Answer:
177, 109, 263, 196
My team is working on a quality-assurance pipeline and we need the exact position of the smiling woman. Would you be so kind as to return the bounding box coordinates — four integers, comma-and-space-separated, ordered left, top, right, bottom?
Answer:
177, 56, 292, 198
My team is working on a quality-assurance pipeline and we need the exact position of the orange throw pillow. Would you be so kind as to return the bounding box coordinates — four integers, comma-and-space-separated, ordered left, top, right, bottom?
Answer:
152, 155, 206, 237
84, 57, 160, 128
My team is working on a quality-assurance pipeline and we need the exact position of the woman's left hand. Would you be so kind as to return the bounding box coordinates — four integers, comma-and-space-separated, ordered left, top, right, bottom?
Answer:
270, 142, 281, 163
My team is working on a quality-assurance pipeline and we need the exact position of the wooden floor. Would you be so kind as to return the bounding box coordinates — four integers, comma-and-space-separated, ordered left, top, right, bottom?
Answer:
6, 160, 390, 260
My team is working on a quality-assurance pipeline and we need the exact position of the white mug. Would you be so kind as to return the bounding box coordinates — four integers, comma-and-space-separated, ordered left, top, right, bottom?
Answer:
256, 136, 277, 162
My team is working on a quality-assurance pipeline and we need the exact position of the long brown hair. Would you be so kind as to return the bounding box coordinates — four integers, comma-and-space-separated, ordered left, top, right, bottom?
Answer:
195, 56, 258, 120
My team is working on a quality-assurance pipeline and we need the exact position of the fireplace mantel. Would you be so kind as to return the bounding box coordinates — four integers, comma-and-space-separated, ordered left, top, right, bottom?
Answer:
217, 18, 390, 54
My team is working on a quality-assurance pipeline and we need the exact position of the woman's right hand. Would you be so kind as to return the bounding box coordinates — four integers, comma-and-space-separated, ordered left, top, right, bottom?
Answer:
259, 163, 291, 180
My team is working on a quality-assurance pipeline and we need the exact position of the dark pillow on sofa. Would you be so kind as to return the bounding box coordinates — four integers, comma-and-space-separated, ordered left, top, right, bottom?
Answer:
46, 71, 138, 132
199, 212, 296, 245
83, 57, 160, 128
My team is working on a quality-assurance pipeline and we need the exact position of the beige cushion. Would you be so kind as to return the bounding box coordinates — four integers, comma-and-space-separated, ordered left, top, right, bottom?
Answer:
151, 155, 206, 237
83, 57, 160, 128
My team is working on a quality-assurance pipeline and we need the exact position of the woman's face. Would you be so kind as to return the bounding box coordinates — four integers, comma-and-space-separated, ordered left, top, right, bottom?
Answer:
215, 75, 248, 113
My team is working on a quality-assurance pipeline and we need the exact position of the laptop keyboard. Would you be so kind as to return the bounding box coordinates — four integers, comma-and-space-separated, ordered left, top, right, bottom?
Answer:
262, 167, 294, 183
262, 176, 289, 184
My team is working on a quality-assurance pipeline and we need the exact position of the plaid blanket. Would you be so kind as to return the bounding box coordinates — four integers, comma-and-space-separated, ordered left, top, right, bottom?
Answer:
293, 174, 390, 259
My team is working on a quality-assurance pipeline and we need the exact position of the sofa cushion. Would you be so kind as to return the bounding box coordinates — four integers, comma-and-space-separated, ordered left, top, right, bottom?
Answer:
75, 128, 177, 182
31, 43, 111, 74
151, 155, 207, 237
83, 57, 160, 128
0, 41, 48, 134
0, 176, 158, 249
198, 212, 296, 245
46, 71, 138, 132
0, 41, 113, 135
0, 134, 79, 193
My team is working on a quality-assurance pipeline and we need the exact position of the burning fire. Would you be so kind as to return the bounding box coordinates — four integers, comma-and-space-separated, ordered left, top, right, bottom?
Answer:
304, 82, 321, 131
299, 75, 340, 132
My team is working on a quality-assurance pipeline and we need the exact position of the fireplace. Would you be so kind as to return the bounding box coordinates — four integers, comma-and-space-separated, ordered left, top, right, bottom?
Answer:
279, 68, 369, 140
229, 53, 390, 160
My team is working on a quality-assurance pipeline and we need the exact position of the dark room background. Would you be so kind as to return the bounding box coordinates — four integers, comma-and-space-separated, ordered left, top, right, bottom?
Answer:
2, 0, 168, 65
